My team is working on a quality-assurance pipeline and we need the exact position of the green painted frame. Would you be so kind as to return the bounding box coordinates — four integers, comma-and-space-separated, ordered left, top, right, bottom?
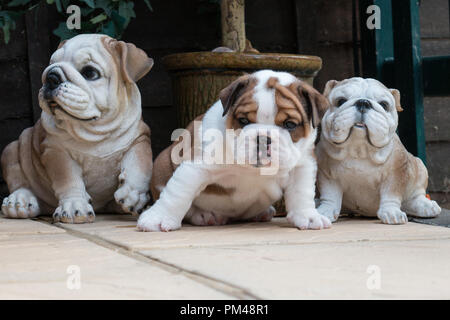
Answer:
359, 0, 450, 164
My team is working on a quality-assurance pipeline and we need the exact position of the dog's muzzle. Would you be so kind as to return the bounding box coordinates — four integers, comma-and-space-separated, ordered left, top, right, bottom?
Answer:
355, 99, 372, 113
256, 134, 272, 167
46, 70, 62, 90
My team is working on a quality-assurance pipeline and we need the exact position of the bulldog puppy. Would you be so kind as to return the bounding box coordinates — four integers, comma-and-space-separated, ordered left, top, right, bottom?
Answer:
1, 34, 154, 223
316, 77, 441, 224
137, 70, 331, 232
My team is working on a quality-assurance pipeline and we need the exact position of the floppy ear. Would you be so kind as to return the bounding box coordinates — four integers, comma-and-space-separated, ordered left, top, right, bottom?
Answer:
298, 82, 330, 128
390, 89, 403, 112
323, 79, 339, 99
220, 75, 250, 116
57, 40, 67, 49
103, 38, 154, 83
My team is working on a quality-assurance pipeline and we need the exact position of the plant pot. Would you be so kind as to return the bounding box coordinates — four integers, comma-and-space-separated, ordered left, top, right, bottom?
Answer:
162, 51, 322, 128
162, 51, 322, 215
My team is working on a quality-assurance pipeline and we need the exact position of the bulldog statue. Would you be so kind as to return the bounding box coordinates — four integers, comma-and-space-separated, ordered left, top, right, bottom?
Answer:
1, 34, 154, 223
316, 77, 441, 225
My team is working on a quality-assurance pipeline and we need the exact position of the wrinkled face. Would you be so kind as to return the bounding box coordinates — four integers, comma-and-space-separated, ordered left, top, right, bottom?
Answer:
322, 77, 402, 148
220, 70, 329, 172
39, 34, 153, 124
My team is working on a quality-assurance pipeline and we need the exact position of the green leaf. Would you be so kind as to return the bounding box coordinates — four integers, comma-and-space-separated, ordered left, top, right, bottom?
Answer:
118, 1, 135, 25
96, 0, 113, 16
53, 21, 78, 40
3, 24, 11, 44
143, 0, 153, 11
111, 10, 127, 37
81, 0, 95, 9
7, 0, 32, 7
54, 0, 62, 12
101, 20, 117, 38
90, 13, 107, 24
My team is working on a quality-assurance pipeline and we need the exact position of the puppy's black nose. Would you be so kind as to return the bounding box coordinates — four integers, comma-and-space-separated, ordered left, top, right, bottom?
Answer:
256, 136, 271, 145
355, 99, 372, 112
46, 71, 62, 90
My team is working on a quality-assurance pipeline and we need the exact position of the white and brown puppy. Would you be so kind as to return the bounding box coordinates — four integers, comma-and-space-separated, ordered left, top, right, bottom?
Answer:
1, 34, 154, 223
137, 70, 331, 232
316, 77, 441, 224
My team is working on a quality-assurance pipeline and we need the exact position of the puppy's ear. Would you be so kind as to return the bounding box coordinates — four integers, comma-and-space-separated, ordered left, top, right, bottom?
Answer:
57, 40, 67, 49
390, 89, 403, 112
220, 75, 250, 116
323, 80, 339, 98
104, 38, 154, 83
298, 82, 330, 128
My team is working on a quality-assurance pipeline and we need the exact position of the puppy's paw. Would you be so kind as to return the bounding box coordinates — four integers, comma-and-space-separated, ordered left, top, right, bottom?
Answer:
137, 208, 181, 232
251, 206, 276, 222
114, 180, 150, 215
377, 206, 407, 225
405, 196, 441, 218
54, 198, 95, 224
316, 203, 340, 222
287, 209, 332, 230
1, 188, 40, 219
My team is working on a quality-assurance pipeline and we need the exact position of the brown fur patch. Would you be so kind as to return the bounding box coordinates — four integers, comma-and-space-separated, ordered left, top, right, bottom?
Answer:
202, 183, 235, 196
267, 77, 310, 142
221, 76, 258, 132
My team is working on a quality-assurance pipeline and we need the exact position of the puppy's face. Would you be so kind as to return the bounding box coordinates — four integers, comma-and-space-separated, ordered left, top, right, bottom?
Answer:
321, 77, 402, 148
220, 70, 329, 172
39, 34, 153, 123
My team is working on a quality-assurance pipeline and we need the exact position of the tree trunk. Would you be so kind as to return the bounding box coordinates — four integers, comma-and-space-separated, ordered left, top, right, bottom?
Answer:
221, 0, 246, 52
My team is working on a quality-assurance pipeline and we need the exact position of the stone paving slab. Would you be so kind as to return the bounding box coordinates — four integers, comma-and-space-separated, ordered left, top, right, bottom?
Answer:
59, 214, 450, 251
140, 239, 450, 299
0, 232, 232, 299
0, 216, 65, 236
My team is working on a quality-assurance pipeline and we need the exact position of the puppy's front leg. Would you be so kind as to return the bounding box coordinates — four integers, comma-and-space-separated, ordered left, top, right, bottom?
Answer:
377, 187, 408, 225
285, 161, 331, 230
42, 148, 94, 223
114, 139, 153, 214
137, 162, 210, 232
317, 171, 343, 222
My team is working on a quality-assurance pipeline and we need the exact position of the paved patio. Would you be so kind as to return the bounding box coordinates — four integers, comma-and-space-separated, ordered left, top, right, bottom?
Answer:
1, 210, 450, 299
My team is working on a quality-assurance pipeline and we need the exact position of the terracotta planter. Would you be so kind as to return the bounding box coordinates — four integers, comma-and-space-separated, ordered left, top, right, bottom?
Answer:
162, 51, 322, 128
162, 52, 322, 215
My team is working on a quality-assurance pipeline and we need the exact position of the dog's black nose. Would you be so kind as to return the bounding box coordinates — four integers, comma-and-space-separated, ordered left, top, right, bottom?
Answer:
355, 99, 372, 112
256, 136, 271, 145
46, 71, 62, 90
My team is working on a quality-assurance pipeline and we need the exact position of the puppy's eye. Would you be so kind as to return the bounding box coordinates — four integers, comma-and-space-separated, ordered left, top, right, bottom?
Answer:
283, 120, 298, 131
238, 118, 250, 126
336, 98, 347, 107
379, 101, 389, 110
81, 66, 100, 81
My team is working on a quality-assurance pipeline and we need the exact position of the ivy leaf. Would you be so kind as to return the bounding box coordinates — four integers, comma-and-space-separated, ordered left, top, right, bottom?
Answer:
143, 0, 153, 11
7, 0, 33, 7
101, 20, 117, 38
111, 10, 127, 38
118, 1, 135, 26
90, 13, 107, 24
81, 0, 95, 9
54, 0, 62, 12
53, 21, 78, 40
96, 0, 113, 16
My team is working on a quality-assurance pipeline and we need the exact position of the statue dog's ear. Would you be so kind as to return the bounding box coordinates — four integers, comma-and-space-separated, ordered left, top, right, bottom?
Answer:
390, 89, 403, 112
103, 37, 154, 83
323, 79, 339, 99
